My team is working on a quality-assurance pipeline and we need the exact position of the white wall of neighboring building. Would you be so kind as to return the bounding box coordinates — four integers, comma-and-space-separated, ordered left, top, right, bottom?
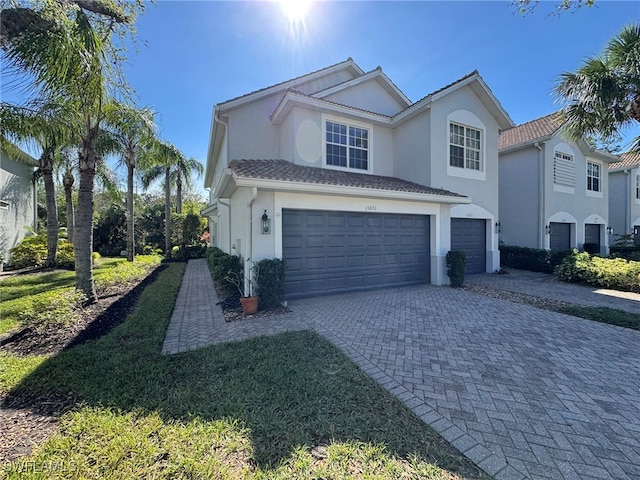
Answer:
0, 150, 37, 262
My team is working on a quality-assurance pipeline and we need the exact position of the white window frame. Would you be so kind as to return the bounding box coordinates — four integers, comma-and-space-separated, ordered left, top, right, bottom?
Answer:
449, 122, 481, 171
586, 160, 603, 198
322, 115, 372, 173
0, 200, 9, 210
636, 174, 640, 202
446, 111, 486, 181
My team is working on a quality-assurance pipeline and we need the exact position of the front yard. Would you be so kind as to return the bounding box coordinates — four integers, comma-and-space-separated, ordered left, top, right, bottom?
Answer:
0, 262, 488, 479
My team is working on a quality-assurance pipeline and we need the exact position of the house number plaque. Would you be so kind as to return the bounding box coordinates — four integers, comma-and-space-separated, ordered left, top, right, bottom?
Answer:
365, 205, 377, 211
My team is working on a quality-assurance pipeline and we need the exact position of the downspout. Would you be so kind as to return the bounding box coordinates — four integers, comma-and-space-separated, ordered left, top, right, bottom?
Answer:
625, 169, 631, 234
534, 142, 544, 248
247, 187, 258, 296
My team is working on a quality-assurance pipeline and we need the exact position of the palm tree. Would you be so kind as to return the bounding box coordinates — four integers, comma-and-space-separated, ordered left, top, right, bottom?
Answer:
141, 140, 185, 254
555, 23, 640, 152
1, 2, 142, 302
175, 156, 204, 214
0, 101, 75, 265
104, 102, 156, 261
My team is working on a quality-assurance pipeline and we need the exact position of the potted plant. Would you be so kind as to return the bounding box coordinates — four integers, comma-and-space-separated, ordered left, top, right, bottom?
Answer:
224, 260, 259, 315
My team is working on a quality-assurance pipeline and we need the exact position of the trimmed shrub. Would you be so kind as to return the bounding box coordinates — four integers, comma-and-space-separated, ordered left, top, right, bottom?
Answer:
56, 242, 75, 269
582, 243, 599, 255
212, 254, 243, 296
446, 250, 466, 288
254, 258, 287, 309
184, 244, 207, 259
610, 246, 640, 261
500, 245, 572, 273
555, 251, 640, 293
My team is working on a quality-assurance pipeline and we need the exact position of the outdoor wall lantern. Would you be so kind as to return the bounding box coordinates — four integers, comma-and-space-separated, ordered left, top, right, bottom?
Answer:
545, 225, 551, 235
261, 210, 271, 234
495, 221, 502, 233
607, 226, 614, 235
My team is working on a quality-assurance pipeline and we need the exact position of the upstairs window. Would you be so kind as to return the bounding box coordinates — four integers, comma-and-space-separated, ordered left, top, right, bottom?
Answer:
449, 123, 481, 171
636, 175, 640, 200
587, 161, 600, 192
326, 121, 369, 171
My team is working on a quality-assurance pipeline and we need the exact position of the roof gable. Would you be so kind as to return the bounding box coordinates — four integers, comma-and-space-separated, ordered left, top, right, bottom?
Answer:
217, 58, 364, 112
393, 71, 513, 130
313, 68, 411, 113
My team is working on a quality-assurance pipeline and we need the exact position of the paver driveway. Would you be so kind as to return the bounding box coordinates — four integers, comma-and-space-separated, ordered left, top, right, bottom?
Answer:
296, 286, 640, 480
164, 260, 640, 480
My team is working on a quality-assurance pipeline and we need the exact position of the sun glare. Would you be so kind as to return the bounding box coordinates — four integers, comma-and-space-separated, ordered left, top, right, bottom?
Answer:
279, 0, 313, 23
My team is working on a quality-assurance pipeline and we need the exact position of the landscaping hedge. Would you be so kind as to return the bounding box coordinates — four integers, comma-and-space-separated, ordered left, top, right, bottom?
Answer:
555, 251, 640, 293
500, 245, 572, 273
446, 250, 466, 287
254, 258, 287, 308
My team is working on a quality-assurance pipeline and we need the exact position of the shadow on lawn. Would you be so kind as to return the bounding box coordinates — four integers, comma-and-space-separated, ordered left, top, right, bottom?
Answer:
3, 263, 484, 478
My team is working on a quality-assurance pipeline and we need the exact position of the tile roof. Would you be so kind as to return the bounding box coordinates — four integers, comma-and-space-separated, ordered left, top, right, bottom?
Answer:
609, 151, 640, 170
229, 159, 466, 198
499, 112, 562, 150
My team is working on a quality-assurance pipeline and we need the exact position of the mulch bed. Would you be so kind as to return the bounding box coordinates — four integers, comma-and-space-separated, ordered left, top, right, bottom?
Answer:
0, 265, 166, 465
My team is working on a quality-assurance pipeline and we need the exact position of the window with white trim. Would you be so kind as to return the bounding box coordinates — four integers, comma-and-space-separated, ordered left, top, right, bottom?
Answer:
587, 161, 600, 192
449, 123, 481, 171
0, 200, 9, 210
325, 120, 369, 170
635, 175, 640, 200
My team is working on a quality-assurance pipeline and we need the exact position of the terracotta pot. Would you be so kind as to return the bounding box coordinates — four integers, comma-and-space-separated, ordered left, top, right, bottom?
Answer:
240, 296, 259, 315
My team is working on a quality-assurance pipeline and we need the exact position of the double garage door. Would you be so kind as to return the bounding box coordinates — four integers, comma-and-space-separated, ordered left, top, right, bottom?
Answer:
283, 209, 430, 298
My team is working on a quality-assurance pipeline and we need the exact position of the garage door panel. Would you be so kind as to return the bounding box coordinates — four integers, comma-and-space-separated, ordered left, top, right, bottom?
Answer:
283, 209, 430, 298
550, 222, 571, 250
451, 218, 486, 274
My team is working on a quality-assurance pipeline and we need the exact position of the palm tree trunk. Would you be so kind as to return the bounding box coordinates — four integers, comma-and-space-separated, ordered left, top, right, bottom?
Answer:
176, 172, 182, 214
63, 170, 75, 244
40, 151, 58, 267
75, 132, 98, 303
126, 162, 135, 262
164, 166, 171, 254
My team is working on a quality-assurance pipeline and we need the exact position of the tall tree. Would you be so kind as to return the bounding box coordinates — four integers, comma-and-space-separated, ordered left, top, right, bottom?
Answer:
1, 1, 143, 302
104, 102, 156, 261
174, 156, 204, 214
141, 140, 185, 253
555, 23, 640, 152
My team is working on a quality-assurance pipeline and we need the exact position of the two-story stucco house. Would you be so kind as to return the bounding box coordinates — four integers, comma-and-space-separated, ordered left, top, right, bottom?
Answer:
0, 143, 38, 263
203, 58, 513, 298
498, 112, 618, 254
609, 151, 640, 242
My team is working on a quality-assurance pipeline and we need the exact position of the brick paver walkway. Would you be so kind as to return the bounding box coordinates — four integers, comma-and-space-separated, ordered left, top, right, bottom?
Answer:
163, 260, 640, 480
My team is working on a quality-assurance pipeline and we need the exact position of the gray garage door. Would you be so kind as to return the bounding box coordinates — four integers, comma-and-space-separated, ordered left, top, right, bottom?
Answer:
282, 209, 430, 298
550, 222, 571, 250
451, 218, 486, 274
584, 223, 600, 251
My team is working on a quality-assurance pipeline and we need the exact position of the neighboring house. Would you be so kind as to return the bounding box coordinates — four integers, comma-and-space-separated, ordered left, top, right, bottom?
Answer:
608, 151, 640, 243
0, 144, 39, 263
203, 58, 512, 298
498, 112, 618, 254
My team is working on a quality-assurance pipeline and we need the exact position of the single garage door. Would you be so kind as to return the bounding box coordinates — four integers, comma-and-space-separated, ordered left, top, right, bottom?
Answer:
550, 222, 571, 250
584, 223, 600, 251
282, 209, 430, 298
451, 218, 486, 274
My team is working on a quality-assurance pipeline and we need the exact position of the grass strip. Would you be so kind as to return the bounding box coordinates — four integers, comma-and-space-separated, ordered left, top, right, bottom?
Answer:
3, 263, 487, 479
558, 305, 640, 331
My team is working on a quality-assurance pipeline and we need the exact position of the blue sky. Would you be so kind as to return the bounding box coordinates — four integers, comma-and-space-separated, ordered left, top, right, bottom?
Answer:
124, 0, 638, 193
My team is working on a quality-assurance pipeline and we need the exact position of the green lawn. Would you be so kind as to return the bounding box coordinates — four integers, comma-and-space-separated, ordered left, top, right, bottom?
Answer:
558, 305, 640, 331
1, 263, 488, 479
0, 256, 160, 335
